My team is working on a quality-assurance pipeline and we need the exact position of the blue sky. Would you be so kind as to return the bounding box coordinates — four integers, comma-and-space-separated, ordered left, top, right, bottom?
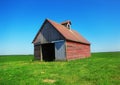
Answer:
0, 0, 120, 55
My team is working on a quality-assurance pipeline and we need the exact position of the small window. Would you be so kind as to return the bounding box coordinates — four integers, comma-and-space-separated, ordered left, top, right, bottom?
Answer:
67, 24, 70, 29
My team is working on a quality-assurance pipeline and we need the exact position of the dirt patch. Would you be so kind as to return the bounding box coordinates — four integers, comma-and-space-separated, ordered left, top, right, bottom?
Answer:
41, 71, 45, 74
43, 79, 56, 83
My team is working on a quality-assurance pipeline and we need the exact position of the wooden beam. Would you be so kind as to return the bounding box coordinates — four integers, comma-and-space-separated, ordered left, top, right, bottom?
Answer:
40, 45, 43, 61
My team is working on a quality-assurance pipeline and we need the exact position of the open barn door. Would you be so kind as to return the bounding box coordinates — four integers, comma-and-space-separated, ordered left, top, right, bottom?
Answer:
53, 40, 66, 60
42, 43, 55, 61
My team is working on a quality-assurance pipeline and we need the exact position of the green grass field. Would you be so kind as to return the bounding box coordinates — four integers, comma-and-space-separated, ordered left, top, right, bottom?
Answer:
0, 52, 120, 85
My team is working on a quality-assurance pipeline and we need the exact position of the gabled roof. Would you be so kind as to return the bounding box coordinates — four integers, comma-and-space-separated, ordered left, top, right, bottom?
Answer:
32, 19, 90, 44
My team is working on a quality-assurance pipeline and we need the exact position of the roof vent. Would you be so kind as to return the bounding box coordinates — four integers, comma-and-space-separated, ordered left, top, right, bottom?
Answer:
61, 20, 71, 29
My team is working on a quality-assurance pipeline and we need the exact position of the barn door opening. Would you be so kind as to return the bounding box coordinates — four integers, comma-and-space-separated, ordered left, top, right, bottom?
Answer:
41, 43, 55, 61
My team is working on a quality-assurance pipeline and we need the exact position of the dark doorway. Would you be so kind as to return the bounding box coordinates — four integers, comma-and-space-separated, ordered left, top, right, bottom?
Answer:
42, 43, 55, 61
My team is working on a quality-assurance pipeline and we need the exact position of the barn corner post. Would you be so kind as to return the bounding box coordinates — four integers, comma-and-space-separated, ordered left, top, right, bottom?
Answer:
65, 40, 67, 61
40, 45, 43, 61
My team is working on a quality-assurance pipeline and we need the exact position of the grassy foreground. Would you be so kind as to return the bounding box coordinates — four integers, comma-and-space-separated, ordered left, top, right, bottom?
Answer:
0, 52, 120, 85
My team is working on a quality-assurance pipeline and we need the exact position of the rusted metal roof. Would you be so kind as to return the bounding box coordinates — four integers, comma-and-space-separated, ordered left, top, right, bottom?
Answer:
32, 19, 90, 44
47, 19, 90, 44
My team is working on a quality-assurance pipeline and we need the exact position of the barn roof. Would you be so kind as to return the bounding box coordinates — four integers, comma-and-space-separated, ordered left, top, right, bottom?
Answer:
32, 19, 90, 44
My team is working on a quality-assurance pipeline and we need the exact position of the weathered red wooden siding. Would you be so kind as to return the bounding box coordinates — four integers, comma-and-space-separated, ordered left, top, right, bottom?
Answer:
66, 41, 90, 60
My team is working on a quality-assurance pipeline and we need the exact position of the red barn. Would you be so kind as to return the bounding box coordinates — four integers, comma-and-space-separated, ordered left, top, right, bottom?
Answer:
32, 19, 90, 61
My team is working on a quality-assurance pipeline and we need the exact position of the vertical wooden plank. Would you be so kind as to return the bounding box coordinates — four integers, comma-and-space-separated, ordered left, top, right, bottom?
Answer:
54, 40, 66, 60
40, 45, 43, 61
34, 45, 41, 60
